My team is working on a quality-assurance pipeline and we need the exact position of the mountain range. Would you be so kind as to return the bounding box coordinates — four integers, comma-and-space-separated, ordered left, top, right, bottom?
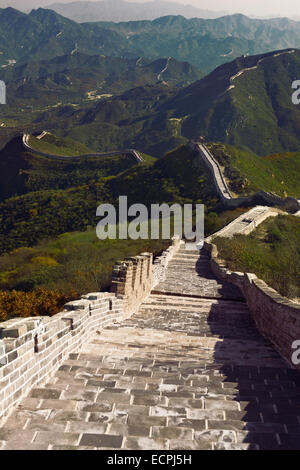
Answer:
46, 0, 227, 22
0, 8, 300, 158
0, 53, 202, 108
2, 8, 300, 73
40, 49, 300, 157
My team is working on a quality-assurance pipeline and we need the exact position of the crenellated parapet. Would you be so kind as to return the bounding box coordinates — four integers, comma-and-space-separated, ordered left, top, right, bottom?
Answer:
0, 292, 122, 419
0, 238, 180, 420
111, 252, 153, 318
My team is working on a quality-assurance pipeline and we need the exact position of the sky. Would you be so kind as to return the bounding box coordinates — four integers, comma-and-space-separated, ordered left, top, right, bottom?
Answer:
2, 0, 300, 18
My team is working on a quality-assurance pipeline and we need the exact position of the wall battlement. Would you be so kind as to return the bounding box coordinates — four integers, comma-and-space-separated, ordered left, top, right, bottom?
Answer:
205, 241, 300, 369
0, 236, 180, 420
189, 142, 300, 213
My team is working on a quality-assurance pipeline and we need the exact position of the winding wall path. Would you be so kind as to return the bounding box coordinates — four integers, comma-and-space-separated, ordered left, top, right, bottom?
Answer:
22, 133, 144, 163
1, 244, 299, 450
191, 142, 300, 213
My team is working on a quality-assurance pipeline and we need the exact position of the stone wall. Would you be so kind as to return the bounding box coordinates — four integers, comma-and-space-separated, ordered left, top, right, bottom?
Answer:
205, 206, 279, 243
152, 236, 182, 287
204, 241, 300, 369
0, 237, 179, 419
0, 293, 123, 420
22, 134, 143, 162
189, 142, 300, 213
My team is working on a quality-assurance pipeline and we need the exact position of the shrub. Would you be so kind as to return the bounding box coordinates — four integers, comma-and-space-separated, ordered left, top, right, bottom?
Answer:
0, 288, 78, 322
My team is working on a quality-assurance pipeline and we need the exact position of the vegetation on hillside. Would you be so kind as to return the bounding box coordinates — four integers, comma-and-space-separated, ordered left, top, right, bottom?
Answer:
28, 134, 93, 156
0, 140, 247, 321
0, 289, 77, 323
1, 53, 203, 109
0, 231, 170, 322
206, 142, 300, 198
0, 136, 136, 200
0, 144, 221, 254
214, 215, 300, 300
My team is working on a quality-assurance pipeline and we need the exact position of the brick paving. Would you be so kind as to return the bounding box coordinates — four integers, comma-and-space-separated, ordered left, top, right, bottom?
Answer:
0, 247, 300, 450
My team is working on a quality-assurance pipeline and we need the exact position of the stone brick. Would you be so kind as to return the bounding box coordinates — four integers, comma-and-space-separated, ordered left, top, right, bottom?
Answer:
79, 433, 123, 448
123, 437, 168, 450
67, 421, 107, 434
169, 439, 212, 450
152, 425, 193, 440
127, 415, 167, 427
0, 241, 299, 451
30, 389, 62, 400
34, 431, 80, 446
150, 406, 187, 417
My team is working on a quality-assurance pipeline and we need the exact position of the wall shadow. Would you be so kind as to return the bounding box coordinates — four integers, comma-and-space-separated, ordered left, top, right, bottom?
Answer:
201, 249, 300, 450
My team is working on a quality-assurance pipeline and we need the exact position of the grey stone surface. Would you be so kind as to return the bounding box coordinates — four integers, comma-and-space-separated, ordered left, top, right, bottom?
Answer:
0, 247, 299, 450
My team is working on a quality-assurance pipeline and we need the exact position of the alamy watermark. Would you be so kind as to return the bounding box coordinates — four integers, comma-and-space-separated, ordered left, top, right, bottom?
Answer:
291, 340, 300, 366
0, 80, 6, 105
291, 80, 300, 105
96, 196, 204, 250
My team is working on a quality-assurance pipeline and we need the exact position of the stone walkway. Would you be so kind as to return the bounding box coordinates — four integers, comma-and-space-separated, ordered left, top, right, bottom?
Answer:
1, 248, 300, 450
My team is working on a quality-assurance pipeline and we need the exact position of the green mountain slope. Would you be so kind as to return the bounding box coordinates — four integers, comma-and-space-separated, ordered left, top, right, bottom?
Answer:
0, 53, 202, 109
2, 8, 300, 73
0, 7, 130, 67
50, 84, 185, 157
91, 14, 300, 72
0, 143, 218, 254
0, 135, 137, 200
167, 49, 300, 155
206, 142, 300, 198
38, 49, 300, 157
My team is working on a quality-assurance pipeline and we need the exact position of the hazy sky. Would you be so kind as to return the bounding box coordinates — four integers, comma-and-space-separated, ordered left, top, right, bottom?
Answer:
3, 0, 300, 18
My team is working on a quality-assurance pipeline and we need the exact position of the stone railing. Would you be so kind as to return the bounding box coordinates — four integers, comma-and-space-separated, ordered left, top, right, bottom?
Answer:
152, 236, 182, 287
204, 241, 300, 369
205, 205, 279, 243
0, 292, 122, 420
22, 133, 144, 163
0, 237, 179, 419
111, 252, 153, 319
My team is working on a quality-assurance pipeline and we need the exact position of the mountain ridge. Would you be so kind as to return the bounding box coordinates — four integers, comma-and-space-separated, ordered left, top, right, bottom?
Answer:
46, 0, 228, 23
0, 53, 202, 108
46, 48, 300, 157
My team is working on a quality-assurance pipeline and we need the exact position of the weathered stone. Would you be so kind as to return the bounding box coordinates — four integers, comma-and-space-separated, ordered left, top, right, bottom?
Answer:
0, 243, 299, 450
79, 433, 123, 448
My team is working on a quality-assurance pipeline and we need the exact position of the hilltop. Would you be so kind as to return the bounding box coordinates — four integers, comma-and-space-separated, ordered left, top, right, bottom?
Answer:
46, 0, 225, 22
206, 142, 300, 198
0, 53, 202, 109
41, 49, 300, 157
0, 134, 137, 200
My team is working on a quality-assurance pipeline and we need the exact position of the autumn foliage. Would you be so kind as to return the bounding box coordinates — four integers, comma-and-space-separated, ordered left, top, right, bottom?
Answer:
0, 288, 78, 322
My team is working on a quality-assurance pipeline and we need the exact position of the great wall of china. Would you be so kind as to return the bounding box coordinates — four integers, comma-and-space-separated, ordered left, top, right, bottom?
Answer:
22, 133, 144, 163
0, 203, 299, 449
0, 138, 299, 449
189, 142, 300, 214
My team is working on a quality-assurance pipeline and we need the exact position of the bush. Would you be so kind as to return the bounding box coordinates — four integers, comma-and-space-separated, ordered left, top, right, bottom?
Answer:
0, 288, 78, 322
